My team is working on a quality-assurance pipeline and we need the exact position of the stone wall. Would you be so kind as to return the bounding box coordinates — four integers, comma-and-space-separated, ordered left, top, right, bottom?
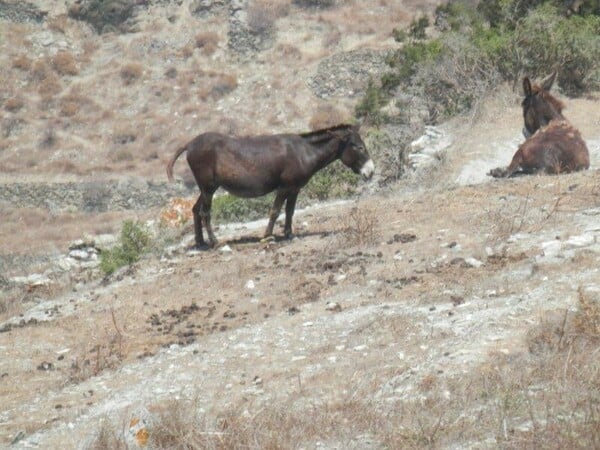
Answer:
0, 179, 195, 212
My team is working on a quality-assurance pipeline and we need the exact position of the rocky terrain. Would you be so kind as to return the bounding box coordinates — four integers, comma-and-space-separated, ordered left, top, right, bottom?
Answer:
1, 0, 600, 449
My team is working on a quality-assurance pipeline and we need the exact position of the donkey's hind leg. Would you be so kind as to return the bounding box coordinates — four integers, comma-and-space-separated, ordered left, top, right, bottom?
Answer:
200, 190, 218, 248
191, 196, 208, 250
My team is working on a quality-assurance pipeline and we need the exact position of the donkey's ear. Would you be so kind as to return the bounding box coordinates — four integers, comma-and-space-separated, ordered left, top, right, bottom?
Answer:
541, 71, 557, 92
523, 77, 533, 97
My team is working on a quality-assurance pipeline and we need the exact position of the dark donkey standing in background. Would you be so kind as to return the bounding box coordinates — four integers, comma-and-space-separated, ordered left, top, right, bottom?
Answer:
167, 124, 374, 249
489, 72, 589, 178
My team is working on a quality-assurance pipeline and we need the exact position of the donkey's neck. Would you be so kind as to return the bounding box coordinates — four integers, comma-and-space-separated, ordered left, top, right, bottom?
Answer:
301, 134, 344, 170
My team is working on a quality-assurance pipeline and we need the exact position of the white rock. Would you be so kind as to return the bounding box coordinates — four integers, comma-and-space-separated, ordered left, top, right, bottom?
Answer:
540, 240, 563, 258
325, 302, 342, 312
69, 249, 90, 260
565, 233, 595, 248
465, 257, 484, 268
245, 280, 255, 289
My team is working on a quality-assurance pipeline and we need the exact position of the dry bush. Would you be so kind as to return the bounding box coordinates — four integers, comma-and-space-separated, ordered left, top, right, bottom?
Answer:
293, 0, 336, 8
340, 207, 379, 246
198, 73, 238, 101
39, 127, 58, 149
180, 43, 194, 59
82, 38, 100, 59
31, 59, 63, 98
69, 310, 126, 383
47, 14, 69, 33
322, 28, 341, 48
194, 31, 219, 55
87, 418, 128, 450
247, 0, 283, 36
59, 99, 79, 117
110, 149, 134, 163
4, 97, 24, 112
51, 51, 79, 76
120, 62, 143, 85
275, 43, 303, 60
12, 54, 32, 71
46, 159, 83, 174
308, 103, 348, 130
30, 59, 52, 82
573, 287, 600, 339
112, 125, 138, 145
37, 74, 62, 98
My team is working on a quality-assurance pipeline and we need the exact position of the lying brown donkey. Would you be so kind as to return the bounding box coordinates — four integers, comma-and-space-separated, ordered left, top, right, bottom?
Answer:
489, 73, 589, 178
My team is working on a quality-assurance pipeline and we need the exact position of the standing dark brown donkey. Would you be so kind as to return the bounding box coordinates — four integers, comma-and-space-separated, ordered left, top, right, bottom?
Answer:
489, 72, 589, 178
167, 124, 374, 249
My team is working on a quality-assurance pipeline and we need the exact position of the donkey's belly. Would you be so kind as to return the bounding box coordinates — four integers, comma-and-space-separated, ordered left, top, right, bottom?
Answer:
220, 179, 278, 198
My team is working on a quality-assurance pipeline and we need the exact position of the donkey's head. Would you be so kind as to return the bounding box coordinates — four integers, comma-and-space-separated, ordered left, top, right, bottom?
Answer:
521, 72, 565, 138
336, 125, 374, 180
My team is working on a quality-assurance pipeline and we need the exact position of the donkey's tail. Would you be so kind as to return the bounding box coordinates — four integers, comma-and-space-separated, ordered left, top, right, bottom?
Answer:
166, 143, 188, 182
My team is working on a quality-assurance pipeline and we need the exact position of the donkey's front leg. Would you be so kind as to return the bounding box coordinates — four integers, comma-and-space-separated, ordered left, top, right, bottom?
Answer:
264, 191, 286, 238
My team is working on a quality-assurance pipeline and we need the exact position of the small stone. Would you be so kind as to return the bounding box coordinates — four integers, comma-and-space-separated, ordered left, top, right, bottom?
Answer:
245, 280, 255, 289
464, 257, 484, 268
325, 302, 342, 312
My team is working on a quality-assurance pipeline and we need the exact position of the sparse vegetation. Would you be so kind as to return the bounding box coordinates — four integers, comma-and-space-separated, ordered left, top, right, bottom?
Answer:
51, 51, 79, 76
194, 31, 219, 55
119, 62, 143, 85
67, 0, 137, 34
357, 0, 600, 124
341, 206, 379, 246
4, 97, 24, 112
12, 54, 32, 71
99, 220, 150, 275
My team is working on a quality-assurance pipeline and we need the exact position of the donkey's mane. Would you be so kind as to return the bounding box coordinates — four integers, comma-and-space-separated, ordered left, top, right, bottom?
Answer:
299, 123, 354, 139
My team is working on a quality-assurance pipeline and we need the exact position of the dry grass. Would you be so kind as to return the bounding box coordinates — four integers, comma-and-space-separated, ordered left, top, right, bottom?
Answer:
195, 32, 220, 55
308, 103, 349, 130
81, 286, 599, 450
47, 14, 69, 34
12, 54, 32, 71
339, 207, 379, 246
120, 62, 143, 85
69, 310, 126, 383
4, 97, 24, 112
51, 51, 79, 76
247, 0, 290, 35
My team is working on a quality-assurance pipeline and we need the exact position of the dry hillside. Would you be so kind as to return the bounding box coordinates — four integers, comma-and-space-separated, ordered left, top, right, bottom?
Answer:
1, 0, 600, 449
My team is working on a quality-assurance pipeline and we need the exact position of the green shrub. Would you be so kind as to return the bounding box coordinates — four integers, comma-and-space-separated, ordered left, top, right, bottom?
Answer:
408, 16, 430, 40
304, 163, 359, 201
212, 194, 274, 224
357, 0, 599, 128
355, 79, 389, 126
100, 221, 150, 275
510, 6, 600, 94
68, 0, 136, 34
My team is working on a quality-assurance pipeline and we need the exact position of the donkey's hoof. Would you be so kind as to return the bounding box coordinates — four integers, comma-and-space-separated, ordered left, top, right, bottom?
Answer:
188, 243, 211, 252
488, 167, 508, 178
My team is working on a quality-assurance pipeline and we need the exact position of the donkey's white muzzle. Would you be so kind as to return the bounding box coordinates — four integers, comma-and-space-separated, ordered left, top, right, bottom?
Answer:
360, 159, 375, 180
